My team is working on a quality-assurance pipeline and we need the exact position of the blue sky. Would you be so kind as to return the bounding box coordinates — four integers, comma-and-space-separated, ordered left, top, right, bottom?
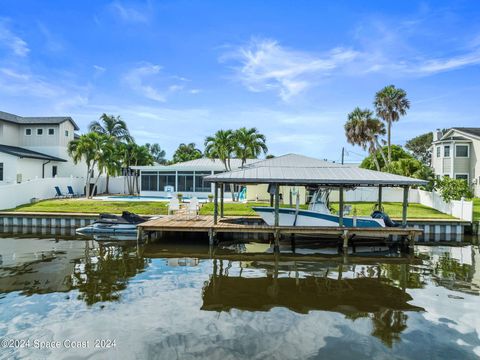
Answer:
1, 1, 480, 163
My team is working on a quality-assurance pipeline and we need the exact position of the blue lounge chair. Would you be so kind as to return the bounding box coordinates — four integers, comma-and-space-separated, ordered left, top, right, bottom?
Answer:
54, 186, 66, 198
67, 186, 78, 198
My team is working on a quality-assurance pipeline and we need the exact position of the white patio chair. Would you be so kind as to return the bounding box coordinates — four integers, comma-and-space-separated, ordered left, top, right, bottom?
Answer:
168, 197, 180, 215
186, 197, 199, 219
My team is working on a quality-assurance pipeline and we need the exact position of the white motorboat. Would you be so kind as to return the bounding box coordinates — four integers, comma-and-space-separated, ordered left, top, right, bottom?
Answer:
252, 189, 396, 229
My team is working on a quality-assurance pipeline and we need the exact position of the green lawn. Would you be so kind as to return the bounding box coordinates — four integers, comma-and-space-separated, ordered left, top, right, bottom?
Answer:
474, 198, 480, 221
9, 199, 168, 215
200, 201, 454, 219
8, 198, 456, 219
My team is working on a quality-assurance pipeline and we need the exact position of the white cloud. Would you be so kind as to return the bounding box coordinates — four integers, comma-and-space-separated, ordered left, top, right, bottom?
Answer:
123, 63, 197, 102
415, 51, 480, 74
0, 20, 29, 57
0, 67, 65, 98
93, 65, 106, 78
221, 38, 359, 101
110, 1, 149, 23
124, 63, 167, 102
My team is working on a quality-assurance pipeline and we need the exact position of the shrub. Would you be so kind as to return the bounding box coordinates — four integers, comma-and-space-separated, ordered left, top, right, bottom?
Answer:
435, 177, 473, 202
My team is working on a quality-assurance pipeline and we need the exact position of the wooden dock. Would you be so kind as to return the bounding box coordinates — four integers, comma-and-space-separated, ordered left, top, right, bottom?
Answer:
138, 215, 423, 251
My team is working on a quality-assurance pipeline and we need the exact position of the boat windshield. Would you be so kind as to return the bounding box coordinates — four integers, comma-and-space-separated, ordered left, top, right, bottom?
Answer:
308, 189, 330, 214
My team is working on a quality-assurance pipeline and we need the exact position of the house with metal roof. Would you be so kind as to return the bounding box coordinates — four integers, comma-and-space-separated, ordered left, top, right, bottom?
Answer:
431, 128, 480, 196
133, 158, 260, 198
0, 110, 84, 184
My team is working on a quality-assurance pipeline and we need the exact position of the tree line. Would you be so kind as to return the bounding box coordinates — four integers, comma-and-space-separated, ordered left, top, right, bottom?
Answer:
67, 114, 268, 198
344, 85, 473, 200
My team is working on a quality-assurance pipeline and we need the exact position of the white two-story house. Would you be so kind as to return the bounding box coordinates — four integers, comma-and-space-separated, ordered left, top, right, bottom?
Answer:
0, 110, 85, 184
431, 127, 480, 196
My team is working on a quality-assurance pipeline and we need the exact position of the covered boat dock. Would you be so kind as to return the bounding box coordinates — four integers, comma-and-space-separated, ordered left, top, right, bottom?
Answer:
138, 154, 427, 252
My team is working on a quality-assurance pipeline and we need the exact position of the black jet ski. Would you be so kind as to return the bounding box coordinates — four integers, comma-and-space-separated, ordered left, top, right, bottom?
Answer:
76, 211, 151, 234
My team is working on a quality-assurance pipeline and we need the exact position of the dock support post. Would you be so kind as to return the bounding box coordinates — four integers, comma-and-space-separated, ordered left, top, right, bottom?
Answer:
270, 194, 274, 207
136, 227, 143, 242
378, 185, 383, 210
402, 186, 409, 228
274, 229, 280, 252
274, 184, 280, 227
408, 231, 415, 255
214, 183, 219, 225
220, 183, 224, 218
208, 228, 216, 245
338, 185, 344, 227
274, 184, 280, 252
342, 229, 349, 253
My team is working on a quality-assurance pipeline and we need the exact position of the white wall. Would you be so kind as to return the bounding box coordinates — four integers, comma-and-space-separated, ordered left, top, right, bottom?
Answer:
0, 177, 85, 210
0, 153, 18, 183
329, 187, 419, 202
0, 120, 20, 146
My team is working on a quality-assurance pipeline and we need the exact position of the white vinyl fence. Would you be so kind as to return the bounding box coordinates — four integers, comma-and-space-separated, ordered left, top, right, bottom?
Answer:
0, 176, 131, 210
330, 187, 474, 222
0, 177, 85, 210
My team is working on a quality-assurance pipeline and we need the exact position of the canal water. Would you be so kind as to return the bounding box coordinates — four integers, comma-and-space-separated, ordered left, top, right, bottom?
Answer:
0, 232, 479, 359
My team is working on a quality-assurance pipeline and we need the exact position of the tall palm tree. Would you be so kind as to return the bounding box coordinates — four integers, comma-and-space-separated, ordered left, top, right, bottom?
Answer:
204, 130, 237, 200
88, 113, 133, 142
233, 127, 268, 167
89, 114, 133, 193
345, 107, 386, 171
374, 85, 410, 164
172, 143, 202, 163
68, 132, 109, 198
119, 143, 154, 194
204, 130, 235, 171
145, 143, 167, 164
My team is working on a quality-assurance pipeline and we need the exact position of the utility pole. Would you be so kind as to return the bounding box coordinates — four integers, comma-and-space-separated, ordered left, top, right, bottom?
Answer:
341, 147, 345, 165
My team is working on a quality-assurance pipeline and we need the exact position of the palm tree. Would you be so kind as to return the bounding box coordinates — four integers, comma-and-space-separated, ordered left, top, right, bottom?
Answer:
88, 113, 133, 142
345, 108, 386, 171
145, 143, 167, 164
374, 85, 410, 164
204, 130, 237, 200
233, 127, 268, 167
172, 143, 202, 163
119, 143, 154, 194
89, 114, 133, 193
204, 130, 235, 171
68, 132, 109, 198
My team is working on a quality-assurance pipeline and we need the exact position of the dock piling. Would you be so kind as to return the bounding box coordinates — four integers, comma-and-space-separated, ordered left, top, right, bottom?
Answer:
342, 229, 349, 253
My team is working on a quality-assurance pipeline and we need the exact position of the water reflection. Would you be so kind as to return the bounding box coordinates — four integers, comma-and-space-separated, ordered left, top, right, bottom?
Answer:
0, 235, 479, 358
71, 243, 149, 305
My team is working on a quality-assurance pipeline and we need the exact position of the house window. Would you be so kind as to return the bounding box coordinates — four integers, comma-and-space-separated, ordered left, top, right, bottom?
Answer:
177, 171, 194, 192
194, 171, 212, 192
444, 145, 450, 157
52, 166, 57, 178
25, 128, 32, 136
141, 171, 158, 191
455, 174, 469, 182
37, 128, 43, 135
0, 162, 3, 181
158, 173, 176, 191
455, 145, 469, 158
436, 146, 440, 157
65, 130, 69, 137
48, 128, 55, 135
